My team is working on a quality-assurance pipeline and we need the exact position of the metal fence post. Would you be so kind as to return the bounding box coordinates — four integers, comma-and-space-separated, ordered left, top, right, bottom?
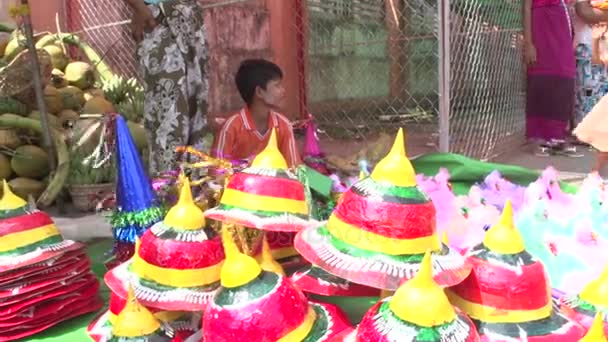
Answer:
438, 0, 451, 152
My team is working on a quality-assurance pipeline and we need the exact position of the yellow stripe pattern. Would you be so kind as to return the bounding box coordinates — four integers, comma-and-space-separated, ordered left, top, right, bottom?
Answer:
132, 253, 222, 288
327, 215, 440, 255
0, 224, 60, 252
278, 306, 316, 342
220, 188, 308, 215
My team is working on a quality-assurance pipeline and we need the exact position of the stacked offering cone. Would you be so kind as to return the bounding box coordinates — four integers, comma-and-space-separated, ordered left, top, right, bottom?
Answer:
88, 288, 201, 342
105, 175, 224, 311
205, 129, 318, 232
0, 181, 103, 341
110, 115, 164, 264
346, 250, 480, 341
295, 128, 471, 290
202, 227, 353, 341
446, 200, 586, 341
291, 171, 382, 297
561, 264, 608, 333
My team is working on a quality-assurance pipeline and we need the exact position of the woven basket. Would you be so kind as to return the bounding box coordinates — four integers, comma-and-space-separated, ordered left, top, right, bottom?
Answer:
0, 49, 52, 104
68, 182, 114, 212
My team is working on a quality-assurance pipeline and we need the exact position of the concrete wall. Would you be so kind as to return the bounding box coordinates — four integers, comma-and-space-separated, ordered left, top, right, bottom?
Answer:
308, 17, 389, 103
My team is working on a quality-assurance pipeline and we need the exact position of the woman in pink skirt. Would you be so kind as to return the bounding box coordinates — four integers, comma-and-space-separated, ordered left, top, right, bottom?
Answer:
524, 0, 581, 156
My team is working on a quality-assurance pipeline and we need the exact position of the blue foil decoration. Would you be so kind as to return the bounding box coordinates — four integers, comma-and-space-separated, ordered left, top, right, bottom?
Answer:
112, 115, 163, 243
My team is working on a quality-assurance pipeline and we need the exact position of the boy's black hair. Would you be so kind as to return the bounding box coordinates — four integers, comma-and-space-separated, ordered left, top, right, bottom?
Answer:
235, 59, 283, 105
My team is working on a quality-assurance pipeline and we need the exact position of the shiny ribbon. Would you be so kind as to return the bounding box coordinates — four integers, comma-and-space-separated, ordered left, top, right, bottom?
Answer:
73, 114, 117, 170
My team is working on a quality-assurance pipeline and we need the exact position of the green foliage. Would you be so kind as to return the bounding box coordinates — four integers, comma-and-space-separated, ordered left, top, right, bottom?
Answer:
68, 148, 115, 185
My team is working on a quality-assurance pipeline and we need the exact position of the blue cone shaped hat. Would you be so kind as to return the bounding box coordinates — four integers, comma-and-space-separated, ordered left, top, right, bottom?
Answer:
111, 115, 164, 247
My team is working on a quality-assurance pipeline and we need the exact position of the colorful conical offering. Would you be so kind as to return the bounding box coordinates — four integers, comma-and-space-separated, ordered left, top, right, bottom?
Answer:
302, 120, 330, 175
295, 128, 471, 290
580, 313, 607, 342
292, 170, 381, 297
205, 128, 318, 232
347, 250, 480, 341
110, 115, 164, 263
105, 175, 224, 311
202, 227, 353, 341
107, 287, 171, 341
446, 200, 586, 341
87, 290, 201, 342
0, 180, 82, 272
0, 181, 103, 341
561, 264, 608, 331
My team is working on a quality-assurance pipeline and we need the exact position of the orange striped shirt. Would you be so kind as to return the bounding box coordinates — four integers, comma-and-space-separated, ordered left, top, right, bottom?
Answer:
212, 108, 302, 168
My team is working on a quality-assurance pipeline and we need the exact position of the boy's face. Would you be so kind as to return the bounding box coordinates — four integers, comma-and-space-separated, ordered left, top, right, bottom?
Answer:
256, 78, 285, 110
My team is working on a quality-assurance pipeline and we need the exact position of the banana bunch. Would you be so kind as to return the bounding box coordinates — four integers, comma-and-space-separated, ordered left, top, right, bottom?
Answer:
102, 75, 141, 104
103, 75, 144, 122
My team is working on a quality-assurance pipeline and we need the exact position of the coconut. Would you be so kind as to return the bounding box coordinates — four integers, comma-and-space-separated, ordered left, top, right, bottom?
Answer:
43, 85, 64, 114
3, 34, 25, 62
82, 96, 116, 114
58, 86, 85, 110
64, 61, 96, 90
10, 145, 50, 179
8, 177, 45, 201
0, 153, 11, 180
42, 45, 69, 71
51, 68, 68, 88
84, 88, 105, 102
127, 121, 148, 151
57, 109, 80, 128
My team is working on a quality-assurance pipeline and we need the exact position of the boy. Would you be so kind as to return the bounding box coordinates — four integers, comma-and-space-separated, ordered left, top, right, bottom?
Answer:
212, 59, 301, 167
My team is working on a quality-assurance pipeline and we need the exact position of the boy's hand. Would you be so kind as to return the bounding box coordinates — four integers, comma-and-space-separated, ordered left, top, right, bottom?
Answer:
524, 43, 537, 65
131, 5, 157, 43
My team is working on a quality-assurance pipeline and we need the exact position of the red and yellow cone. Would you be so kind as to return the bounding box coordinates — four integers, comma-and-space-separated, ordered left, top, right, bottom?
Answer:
205, 129, 317, 232
447, 201, 586, 341
295, 128, 471, 290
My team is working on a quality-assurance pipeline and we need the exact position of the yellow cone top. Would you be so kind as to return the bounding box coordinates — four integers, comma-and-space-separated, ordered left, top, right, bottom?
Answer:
389, 250, 456, 327
259, 235, 285, 276
370, 128, 416, 187
251, 129, 288, 169
483, 200, 525, 254
163, 175, 206, 230
220, 226, 262, 288
0, 180, 26, 210
579, 313, 607, 342
580, 264, 608, 308
112, 286, 161, 337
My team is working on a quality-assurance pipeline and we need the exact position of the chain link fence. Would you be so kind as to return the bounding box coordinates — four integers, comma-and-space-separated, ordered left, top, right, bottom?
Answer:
64, 0, 525, 159
448, 0, 525, 159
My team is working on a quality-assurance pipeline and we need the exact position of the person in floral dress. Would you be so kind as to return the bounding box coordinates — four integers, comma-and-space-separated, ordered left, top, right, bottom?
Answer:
126, 0, 209, 176
573, 8, 608, 126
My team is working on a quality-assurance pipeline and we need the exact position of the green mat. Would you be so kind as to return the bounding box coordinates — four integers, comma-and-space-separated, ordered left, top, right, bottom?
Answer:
29, 153, 579, 341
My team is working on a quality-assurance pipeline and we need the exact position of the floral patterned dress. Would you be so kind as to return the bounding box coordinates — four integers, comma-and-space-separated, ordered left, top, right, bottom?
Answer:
138, 0, 209, 176
573, 16, 608, 125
